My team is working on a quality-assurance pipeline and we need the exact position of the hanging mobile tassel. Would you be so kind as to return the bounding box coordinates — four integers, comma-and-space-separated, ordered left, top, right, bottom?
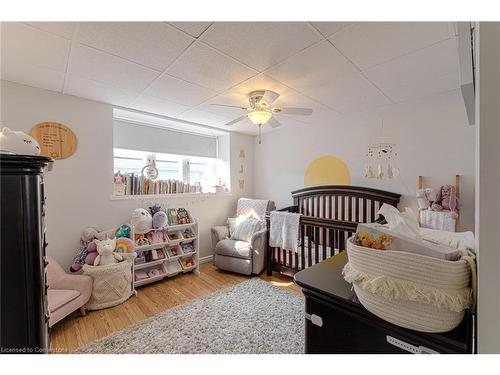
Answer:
258, 124, 262, 144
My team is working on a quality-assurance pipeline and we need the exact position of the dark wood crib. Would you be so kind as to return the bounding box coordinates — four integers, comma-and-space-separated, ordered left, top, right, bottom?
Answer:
266, 185, 401, 277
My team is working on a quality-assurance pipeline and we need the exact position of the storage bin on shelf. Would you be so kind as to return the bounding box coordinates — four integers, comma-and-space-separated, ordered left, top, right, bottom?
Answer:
134, 263, 167, 287
343, 237, 476, 333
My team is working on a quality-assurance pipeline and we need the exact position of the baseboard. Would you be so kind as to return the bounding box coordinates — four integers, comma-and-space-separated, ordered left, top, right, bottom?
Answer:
199, 255, 213, 264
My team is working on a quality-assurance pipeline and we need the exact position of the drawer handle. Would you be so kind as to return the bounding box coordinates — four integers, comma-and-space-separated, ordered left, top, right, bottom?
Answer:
305, 313, 323, 327
386, 336, 439, 354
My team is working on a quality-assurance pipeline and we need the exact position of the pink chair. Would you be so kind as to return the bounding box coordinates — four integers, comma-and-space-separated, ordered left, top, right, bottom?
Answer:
46, 256, 92, 327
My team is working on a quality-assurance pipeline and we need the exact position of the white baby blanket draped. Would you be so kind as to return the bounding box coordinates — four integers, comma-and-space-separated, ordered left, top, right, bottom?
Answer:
269, 211, 301, 252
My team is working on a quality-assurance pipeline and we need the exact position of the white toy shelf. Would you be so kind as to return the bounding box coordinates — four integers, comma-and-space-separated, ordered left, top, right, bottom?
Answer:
131, 215, 199, 288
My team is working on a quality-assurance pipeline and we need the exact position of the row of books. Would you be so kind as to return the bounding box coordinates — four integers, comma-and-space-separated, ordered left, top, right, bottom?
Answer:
121, 173, 202, 195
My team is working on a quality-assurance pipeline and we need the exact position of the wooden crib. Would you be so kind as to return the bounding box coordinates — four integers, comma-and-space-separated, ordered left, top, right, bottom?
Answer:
266, 185, 401, 277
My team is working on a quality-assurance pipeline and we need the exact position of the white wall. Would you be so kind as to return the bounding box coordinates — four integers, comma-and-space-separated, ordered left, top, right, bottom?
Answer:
475, 23, 500, 354
0, 81, 254, 269
254, 89, 475, 230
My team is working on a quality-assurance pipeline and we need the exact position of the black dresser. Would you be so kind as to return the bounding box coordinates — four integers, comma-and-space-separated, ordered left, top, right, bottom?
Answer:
294, 252, 474, 354
0, 154, 53, 354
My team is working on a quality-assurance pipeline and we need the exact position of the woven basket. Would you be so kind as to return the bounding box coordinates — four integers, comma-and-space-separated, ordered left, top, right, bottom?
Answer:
344, 237, 476, 333
83, 258, 135, 310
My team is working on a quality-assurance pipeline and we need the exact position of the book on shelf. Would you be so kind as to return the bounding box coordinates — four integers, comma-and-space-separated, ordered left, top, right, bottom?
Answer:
117, 172, 202, 196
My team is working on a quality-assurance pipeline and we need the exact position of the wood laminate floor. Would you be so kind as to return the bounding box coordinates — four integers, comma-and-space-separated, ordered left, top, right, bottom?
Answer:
50, 262, 301, 353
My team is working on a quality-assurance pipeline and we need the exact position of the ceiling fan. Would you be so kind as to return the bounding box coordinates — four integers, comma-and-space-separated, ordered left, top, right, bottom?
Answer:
210, 90, 313, 143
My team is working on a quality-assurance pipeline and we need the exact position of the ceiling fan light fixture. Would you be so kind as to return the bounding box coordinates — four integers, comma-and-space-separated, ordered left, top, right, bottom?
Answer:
247, 110, 272, 126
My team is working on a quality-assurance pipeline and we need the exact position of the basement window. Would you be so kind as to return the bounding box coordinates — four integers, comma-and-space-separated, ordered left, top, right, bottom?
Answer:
112, 110, 230, 196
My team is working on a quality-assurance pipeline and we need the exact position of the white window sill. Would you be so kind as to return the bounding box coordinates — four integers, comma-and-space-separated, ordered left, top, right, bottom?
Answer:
109, 192, 232, 201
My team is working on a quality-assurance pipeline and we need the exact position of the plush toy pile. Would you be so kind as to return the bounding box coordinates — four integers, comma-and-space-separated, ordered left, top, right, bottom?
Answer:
416, 184, 459, 213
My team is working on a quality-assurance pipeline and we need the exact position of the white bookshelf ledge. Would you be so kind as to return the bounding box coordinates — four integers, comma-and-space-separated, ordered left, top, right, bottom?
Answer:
110, 192, 232, 201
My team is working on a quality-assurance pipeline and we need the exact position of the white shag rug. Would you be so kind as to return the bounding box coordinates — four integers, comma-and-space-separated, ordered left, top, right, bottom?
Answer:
76, 278, 305, 354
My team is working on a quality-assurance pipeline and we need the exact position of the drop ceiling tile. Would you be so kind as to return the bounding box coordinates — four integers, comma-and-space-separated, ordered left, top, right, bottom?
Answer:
77, 22, 193, 71
320, 73, 392, 113
381, 73, 459, 103
1, 59, 65, 92
310, 22, 355, 38
142, 74, 217, 106
201, 22, 321, 71
207, 74, 292, 107
64, 75, 138, 107
166, 43, 256, 91
132, 95, 190, 117
178, 108, 240, 128
168, 22, 212, 38
329, 22, 451, 70
68, 45, 160, 93
24, 22, 76, 39
265, 41, 359, 103
363, 38, 460, 102
1, 22, 70, 72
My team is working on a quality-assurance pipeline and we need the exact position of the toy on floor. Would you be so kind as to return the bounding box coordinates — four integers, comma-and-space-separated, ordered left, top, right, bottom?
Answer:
431, 184, 458, 212
94, 238, 123, 266
0, 127, 41, 156
131, 208, 152, 233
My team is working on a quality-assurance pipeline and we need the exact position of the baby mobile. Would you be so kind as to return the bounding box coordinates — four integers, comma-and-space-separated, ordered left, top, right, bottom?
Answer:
363, 119, 400, 180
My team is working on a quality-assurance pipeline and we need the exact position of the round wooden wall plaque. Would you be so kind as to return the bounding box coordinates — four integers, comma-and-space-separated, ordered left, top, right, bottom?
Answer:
30, 122, 78, 160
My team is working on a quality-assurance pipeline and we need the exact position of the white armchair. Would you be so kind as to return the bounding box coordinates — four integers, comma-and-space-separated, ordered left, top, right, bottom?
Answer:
212, 199, 275, 275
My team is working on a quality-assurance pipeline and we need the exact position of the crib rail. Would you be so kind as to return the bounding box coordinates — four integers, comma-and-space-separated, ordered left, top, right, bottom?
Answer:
266, 185, 401, 276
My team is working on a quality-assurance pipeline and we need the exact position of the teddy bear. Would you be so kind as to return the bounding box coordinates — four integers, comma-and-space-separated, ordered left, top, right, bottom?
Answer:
431, 184, 458, 212
0, 127, 41, 156
93, 238, 123, 266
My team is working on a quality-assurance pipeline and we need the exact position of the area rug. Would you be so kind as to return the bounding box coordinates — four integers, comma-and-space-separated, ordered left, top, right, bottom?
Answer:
76, 278, 305, 354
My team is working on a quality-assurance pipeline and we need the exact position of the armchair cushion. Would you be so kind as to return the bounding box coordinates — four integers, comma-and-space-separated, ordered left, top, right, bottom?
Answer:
211, 225, 230, 250
48, 289, 80, 312
215, 239, 251, 259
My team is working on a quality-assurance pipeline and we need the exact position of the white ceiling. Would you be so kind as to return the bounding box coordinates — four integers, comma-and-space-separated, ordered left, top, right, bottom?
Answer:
0, 22, 460, 135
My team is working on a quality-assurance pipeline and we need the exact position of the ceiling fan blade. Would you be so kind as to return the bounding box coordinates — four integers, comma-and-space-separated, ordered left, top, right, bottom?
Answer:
260, 90, 280, 105
267, 117, 281, 128
210, 104, 247, 110
224, 115, 247, 126
274, 107, 313, 115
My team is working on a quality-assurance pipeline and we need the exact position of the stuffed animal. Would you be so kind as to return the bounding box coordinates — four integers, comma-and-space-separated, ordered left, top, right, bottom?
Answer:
131, 208, 152, 234
432, 184, 458, 212
0, 127, 41, 156
152, 211, 168, 229
115, 224, 131, 238
149, 204, 162, 216
94, 238, 122, 266
70, 226, 100, 272
84, 240, 98, 266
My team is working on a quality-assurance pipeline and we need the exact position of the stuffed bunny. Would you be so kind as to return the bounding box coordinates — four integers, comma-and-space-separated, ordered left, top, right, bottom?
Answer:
94, 238, 122, 266
431, 184, 458, 212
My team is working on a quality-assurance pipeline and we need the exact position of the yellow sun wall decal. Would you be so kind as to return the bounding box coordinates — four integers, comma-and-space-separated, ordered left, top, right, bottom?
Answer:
304, 156, 351, 187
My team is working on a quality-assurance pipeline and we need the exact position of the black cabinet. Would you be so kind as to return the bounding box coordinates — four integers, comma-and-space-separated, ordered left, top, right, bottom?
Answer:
295, 252, 474, 354
0, 154, 53, 354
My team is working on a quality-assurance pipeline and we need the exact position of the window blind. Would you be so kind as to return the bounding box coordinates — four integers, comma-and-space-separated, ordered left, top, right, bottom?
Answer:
113, 120, 217, 158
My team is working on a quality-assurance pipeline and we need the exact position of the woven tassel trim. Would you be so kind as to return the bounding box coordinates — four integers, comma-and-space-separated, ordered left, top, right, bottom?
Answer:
342, 262, 472, 312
